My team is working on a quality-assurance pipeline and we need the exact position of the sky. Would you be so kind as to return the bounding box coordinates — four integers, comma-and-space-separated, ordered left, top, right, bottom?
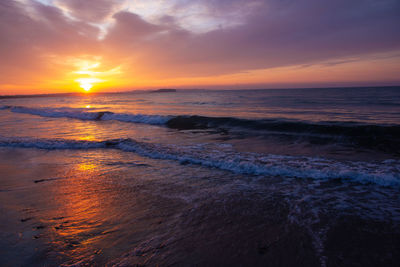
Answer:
0, 0, 399, 94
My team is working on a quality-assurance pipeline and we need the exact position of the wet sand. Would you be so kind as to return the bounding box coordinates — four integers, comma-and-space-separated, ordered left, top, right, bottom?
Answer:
1, 147, 399, 266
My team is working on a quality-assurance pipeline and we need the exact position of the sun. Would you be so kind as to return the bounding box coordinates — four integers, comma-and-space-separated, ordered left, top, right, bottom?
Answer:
80, 82, 92, 92
76, 78, 102, 93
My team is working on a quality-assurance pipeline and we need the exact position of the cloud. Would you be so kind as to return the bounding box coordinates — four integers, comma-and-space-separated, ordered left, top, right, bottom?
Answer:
0, 0, 98, 83
99, 0, 400, 77
54, 0, 124, 22
0, 0, 399, 92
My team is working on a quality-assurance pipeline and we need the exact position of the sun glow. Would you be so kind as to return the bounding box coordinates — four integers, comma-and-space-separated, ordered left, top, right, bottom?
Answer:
76, 77, 102, 93
68, 57, 122, 93
80, 82, 92, 92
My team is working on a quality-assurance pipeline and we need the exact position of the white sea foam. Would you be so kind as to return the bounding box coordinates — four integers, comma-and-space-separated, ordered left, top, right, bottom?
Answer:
0, 136, 399, 187
0, 137, 106, 149
10, 106, 102, 120
6, 106, 170, 125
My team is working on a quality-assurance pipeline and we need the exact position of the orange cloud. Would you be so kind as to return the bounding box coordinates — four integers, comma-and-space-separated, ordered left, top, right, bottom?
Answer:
0, 0, 399, 94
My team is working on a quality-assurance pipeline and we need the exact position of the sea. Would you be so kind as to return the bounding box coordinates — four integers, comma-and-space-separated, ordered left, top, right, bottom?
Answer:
0, 87, 399, 266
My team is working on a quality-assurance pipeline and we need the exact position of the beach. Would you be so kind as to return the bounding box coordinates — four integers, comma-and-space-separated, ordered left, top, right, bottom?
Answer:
0, 87, 399, 266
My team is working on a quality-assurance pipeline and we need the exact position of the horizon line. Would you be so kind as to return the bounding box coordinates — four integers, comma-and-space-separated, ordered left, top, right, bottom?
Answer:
1, 85, 399, 99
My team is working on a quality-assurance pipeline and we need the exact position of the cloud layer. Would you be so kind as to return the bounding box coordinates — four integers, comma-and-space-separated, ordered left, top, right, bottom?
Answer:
0, 0, 399, 93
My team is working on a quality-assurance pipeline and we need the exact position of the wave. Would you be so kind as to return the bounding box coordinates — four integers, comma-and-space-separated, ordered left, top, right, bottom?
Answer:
2, 105, 399, 154
166, 115, 400, 136
2, 106, 170, 125
168, 116, 400, 153
0, 136, 399, 187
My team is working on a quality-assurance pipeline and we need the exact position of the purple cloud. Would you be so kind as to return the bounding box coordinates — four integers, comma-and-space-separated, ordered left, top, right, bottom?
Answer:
54, 0, 123, 22
104, 0, 400, 75
0, 0, 399, 89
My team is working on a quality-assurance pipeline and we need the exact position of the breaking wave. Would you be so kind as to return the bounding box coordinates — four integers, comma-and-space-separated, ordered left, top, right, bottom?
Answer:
1, 105, 400, 154
0, 136, 399, 187
2, 106, 171, 125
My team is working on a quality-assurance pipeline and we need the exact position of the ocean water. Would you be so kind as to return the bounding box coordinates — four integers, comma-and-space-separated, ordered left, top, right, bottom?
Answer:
0, 87, 399, 266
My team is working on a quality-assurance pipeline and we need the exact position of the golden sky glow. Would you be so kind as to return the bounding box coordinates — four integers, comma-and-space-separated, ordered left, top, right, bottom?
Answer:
0, 0, 399, 94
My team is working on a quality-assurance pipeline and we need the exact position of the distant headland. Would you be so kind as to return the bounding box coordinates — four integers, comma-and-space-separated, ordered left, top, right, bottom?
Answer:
151, 89, 177, 93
